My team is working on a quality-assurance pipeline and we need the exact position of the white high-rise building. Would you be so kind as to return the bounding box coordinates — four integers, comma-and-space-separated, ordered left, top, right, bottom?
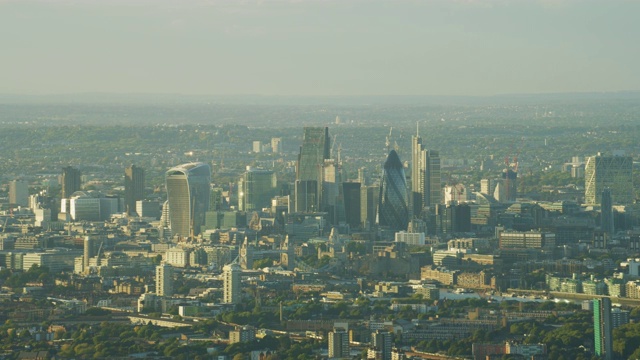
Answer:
156, 263, 174, 297
271, 137, 282, 154
223, 262, 241, 304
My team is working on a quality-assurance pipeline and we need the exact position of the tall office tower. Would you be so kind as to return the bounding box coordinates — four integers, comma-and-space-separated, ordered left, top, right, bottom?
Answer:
360, 185, 379, 230
295, 127, 330, 212
502, 168, 518, 202
160, 200, 171, 228
165, 162, 211, 238
61, 166, 82, 199
585, 152, 633, 205
411, 133, 441, 218
378, 150, 409, 231
271, 137, 282, 154
343, 182, 361, 229
328, 328, 350, 359
594, 297, 613, 360
493, 180, 506, 203
238, 167, 277, 212
9, 180, 29, 207
358, 167, 366, 186
223, 262, 241, 304
601, 188, 614, 236
83, 235, 95, 274
322, 159, 345, 224
611, 307, 630, 329
480, 178, 497, 196
252, 141, 262, 153
156, 263, 174, 297
210, 187, 224, 211
371, 330, 393, 360
124, 165, 145, 216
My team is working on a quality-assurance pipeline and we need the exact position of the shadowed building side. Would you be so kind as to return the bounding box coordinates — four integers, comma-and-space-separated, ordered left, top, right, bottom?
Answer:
125, 165, 145, 216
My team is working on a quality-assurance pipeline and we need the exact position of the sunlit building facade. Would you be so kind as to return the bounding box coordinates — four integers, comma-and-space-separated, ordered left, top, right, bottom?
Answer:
585, 153, 633, 205
166, 162, 211, 238
238, 167, 277, 212
411, 134, 441, 217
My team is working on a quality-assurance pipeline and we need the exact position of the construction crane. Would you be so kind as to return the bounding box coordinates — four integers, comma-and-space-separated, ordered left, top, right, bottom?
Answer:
96, 241, 104, 266
331, 134, 338, 160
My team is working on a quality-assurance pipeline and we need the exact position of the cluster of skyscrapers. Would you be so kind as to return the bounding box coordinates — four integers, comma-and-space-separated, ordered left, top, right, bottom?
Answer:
48, 128, 635, 246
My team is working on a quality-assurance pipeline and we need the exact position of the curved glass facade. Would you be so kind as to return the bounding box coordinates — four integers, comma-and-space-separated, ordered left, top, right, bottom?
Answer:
166, 162, 211, 237
378, 150, 409, 231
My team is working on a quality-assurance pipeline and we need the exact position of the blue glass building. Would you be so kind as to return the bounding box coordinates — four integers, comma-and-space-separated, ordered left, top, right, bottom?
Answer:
378, 150, 409, 231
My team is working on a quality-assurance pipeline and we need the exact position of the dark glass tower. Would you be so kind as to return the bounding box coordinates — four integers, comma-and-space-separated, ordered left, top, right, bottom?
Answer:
343, 182, 361, 229
601, 188, 614, 236
125, 165, 145, 216
62, 166, 82, 199
295, 127, 330, 212
378, 150, 409, 231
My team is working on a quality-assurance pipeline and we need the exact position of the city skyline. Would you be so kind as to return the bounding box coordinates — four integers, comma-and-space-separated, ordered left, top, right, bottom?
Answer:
1, 0, 639, 97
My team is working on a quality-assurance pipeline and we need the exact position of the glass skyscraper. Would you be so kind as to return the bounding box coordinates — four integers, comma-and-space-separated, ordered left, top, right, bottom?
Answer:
295, 127, 330, 212
238, 167, 277, 212
585, 152, 633, 205
125, 165, 145, 216
62, 166, 82, 199
411, 133, 440, 218
378, 150, 409, 231
166, 162, 211, 238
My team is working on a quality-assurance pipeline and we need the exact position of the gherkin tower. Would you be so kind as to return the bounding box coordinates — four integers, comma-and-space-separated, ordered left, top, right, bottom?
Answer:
378, 150, 409, 231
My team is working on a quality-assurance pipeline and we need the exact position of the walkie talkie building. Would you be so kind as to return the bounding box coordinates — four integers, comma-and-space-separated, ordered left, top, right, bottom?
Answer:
166, 162, 211, 238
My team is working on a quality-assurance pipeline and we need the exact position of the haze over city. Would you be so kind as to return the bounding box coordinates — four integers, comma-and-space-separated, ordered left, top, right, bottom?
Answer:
1, 0, 639, 97
2, 1, 640, 360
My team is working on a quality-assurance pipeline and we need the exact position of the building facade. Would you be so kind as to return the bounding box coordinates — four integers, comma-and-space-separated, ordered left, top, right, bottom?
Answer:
223, 262, 241, 304
61, 166, 82, 199
378, 150, 409, 231
156, 263, 173, 297
295, 127, 330, 212
124, 165, 145, 216
594, 297, 613, 360
328, 328, 349, 359
9, 180, 29, 207
238, 167, 277, 212
165, 162, 211, 238
585, 153, 633, 205
411, 133, 441, 217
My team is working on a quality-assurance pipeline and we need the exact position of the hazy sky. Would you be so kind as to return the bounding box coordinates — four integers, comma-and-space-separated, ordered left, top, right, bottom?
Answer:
1, 0, 639, 97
